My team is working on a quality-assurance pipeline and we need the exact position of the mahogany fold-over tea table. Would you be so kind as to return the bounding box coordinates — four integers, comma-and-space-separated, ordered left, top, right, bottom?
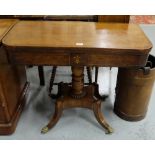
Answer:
2, 21, 152, 134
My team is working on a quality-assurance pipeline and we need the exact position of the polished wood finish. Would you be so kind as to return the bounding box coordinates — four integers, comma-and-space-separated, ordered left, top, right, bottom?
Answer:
95, 15, 130, 83
47, 15, 130, 97
42, 81, 113, 134
0, 16, 46, 87
3, 21, 152, 67
71, 66, 85, 97
3, 21, 151, 51
47, 16, 96, 96
1, 16, 95, 87
0, 16, 130, 86
0, 19, 28, 134
0, 19, 18, 41
49, 66, 92, 97
2, 21, 152, 134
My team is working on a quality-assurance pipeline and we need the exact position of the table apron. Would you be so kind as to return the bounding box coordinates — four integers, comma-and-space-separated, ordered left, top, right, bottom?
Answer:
7, 51, 148, 67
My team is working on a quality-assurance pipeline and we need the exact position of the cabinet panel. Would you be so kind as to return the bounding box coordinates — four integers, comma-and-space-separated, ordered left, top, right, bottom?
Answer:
0, 45, 28, 134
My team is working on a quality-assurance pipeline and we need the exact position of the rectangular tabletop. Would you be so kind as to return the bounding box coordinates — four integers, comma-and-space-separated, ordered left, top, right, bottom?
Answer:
2, 21, 153, 67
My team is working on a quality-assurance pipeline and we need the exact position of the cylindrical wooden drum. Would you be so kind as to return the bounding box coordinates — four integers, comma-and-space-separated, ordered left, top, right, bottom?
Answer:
114, 54, 155, 121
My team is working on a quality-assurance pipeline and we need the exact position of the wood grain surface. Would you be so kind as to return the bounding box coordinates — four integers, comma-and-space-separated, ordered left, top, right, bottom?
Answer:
3, 21, 152, 53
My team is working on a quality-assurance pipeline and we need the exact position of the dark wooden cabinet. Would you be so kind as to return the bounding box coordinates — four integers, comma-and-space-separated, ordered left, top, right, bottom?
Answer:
0, 19, 28, 134
0, 46, 28, 135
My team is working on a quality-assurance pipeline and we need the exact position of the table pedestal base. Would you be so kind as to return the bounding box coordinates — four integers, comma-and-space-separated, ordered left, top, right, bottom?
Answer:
41, 83, 113, 134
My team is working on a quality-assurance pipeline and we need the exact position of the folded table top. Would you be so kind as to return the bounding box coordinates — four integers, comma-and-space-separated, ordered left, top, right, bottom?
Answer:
2, 21, 152, 55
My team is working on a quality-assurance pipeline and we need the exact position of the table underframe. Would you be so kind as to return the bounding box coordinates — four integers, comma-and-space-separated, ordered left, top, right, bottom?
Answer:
41, 66, 113, 134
